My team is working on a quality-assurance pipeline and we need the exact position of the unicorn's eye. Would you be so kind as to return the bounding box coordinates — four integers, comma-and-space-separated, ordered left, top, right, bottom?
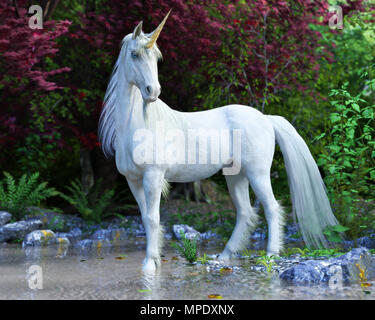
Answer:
131, 51, 139, 59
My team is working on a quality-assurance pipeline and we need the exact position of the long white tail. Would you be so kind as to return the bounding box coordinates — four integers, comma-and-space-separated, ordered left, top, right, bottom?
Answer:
268, 115, 338, 248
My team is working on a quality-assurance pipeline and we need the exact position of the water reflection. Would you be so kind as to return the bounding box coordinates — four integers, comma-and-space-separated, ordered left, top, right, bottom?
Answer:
0, 242, 373, 300
140, 271, 162, 300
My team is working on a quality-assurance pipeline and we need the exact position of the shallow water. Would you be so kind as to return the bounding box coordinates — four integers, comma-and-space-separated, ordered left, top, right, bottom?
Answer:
0, 240, 374, 300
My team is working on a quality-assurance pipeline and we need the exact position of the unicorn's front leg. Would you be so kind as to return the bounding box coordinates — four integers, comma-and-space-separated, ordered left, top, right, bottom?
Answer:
142, 169, 164, 273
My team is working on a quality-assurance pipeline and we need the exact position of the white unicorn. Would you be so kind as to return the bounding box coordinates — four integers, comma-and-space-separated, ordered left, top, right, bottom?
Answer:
99, 12, 338, 273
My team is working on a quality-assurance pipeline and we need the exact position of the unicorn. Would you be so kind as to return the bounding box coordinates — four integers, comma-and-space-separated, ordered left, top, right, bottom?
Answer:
98, 11, 338, 273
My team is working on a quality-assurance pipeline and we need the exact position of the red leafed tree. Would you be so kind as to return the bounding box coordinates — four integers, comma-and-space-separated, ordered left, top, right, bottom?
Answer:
53, 0, 227, 194
72, 0, 224, 109
198, 0, 366, 113
0, 0, 366, 199
0, 1, 70, 151
40, 0, 365, 197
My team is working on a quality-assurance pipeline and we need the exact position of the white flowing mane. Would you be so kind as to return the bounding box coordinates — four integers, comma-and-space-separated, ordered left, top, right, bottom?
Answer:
98, 33, 185, 158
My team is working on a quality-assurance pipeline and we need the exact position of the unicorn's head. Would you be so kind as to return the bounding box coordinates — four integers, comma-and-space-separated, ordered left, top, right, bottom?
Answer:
123, 11, 170, 103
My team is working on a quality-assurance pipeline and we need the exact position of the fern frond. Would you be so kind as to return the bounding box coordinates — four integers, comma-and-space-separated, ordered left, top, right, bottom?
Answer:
3, 171, 16, 205
0, 172, 56, 218
0, 181, 8, 208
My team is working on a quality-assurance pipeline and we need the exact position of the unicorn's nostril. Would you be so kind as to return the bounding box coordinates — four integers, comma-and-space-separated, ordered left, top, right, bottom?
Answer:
146, 86, 152, 95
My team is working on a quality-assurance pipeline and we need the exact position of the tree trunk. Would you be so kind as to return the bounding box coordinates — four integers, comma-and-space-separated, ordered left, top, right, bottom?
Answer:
170, 181, 210, 203
79, 148, 94, 194
93, 148, 119, 192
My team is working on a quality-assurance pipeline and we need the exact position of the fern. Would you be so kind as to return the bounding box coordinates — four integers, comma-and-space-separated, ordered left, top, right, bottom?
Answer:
0, 171, 57, 219
59, 179, 126, 224
170, 231, 198, 263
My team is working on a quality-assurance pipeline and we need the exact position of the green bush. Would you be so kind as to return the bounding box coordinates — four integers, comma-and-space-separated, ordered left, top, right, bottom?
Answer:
0, 172, 57, 219
59, 179, 128, 224
315, 72, 375, 241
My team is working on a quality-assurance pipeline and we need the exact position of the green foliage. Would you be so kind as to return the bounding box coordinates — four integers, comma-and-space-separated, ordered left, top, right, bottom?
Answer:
197, 253, 212, 265
281, 247, 346, 258
302, 248, 346, 259
315, 73, 375, 241
168, 206, 235, 241
256, 255, 279, 273
0, 172, 57, 219
280, 247, 307, 257
323, 224, 350, 243
58, 179, 128, 224
47, 215, 66, 232
240, 248, 256, 257
170, 231, 198, 263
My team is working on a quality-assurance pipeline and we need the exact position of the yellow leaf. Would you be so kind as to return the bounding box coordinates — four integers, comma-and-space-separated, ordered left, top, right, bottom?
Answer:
208, 294, 223, 299
219, 267, 233, 273
361, 283, 371, 287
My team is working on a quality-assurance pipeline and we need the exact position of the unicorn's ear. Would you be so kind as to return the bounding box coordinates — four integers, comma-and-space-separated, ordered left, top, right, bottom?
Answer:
132, 21, 143, 39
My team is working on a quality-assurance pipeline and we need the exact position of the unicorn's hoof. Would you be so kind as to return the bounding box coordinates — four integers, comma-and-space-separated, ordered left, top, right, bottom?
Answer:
142, 258, 157, 273
218, 251, 232, 261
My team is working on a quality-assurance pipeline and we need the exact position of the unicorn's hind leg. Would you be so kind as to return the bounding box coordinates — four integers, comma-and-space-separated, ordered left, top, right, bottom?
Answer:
247, 173, 285, 256
218, 173, 258, 260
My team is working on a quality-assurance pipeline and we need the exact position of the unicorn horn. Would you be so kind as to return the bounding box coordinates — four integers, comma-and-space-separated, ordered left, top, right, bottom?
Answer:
146, 9, 171, 49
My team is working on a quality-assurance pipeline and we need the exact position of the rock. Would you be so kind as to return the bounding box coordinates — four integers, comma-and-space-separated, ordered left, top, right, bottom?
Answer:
0, 219, 43, 242
69, 227, 83, 239
74, 239, 93, 250
163, 232, 173, 240
55, 236, 70, 246
24, 208, 87, 232
173, 224, 200, 240
200, 230, 220, 240
55, 227, 82, 243
279, 260, 332, 285
357, 236, 375, 249
280, 247, 374, 285
342, 236, 375, 250
0, 211, 11, 226
250, 228, 266, 240
90, 229, 112, 240
90, 228, 127, 241
22, 230, 56, 247
284, 224, 302, 242
74, 239, 112, 250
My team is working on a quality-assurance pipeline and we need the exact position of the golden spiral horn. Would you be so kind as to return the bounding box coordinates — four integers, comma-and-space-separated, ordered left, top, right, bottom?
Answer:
146, 9, 171, 49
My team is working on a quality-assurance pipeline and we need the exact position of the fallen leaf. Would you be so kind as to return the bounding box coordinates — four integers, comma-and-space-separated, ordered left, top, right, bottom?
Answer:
219, 267, 233, 273
80, 259, 86, 262
208, 294, 223, 299
364, 291, 371, 295
162, 259, 168, 262
115, 256, 127, 260
97, 257, 104, 260
138, 289, 152, 293
361, 282, 372, 287
172, 256, 179, 261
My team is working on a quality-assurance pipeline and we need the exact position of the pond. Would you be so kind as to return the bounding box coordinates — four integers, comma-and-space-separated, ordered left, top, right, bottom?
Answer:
0, 240, 374, 300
